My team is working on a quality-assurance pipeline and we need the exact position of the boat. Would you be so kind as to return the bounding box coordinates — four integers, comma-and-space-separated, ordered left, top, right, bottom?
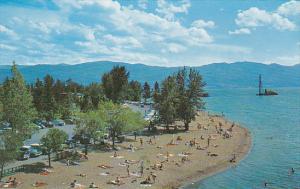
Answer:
256, 74, 278, 96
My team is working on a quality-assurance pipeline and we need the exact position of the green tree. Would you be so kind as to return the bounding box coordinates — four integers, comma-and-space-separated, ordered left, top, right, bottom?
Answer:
75, 111, 105, 155
41, 128, 68, 167
98, 101, 146, 149
142, 82, 151, 103
152, 81, 160, 107
176, 68, 206, 130
32, 78, 44, 116
42, 74, 56, 121
158, 76, 177, 131
0, 63, 37, 179
101, 66, 129, 103
0, 132, 22, 181
2, 63, 37, 137
85, 83, 104, 109
80, 95, 94, 112
127, 80, 142, 101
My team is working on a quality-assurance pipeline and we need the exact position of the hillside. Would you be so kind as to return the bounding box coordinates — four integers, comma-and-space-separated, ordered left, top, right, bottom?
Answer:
0, 61, 299, 88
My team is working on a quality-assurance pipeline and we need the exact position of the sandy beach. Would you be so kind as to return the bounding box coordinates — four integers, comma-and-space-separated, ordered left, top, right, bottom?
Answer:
6, 112, 251, 189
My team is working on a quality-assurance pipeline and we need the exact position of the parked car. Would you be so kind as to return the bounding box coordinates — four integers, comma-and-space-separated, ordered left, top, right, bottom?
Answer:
52, 119, 65, 126
17, 146, 31, 160
33, 120, 46, 129
44, 121, 54, 128
64, 119, 72, 124
29, 144, 43, 157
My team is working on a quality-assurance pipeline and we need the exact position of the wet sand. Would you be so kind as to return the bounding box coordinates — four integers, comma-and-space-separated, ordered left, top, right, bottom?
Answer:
7, 112, 251, 189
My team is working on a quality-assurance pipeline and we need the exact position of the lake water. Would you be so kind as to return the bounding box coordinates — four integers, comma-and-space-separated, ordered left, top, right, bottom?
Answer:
184, 87, 300, 189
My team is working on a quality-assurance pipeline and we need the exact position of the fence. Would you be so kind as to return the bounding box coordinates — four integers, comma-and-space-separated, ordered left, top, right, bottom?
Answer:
2, 165, 25, 177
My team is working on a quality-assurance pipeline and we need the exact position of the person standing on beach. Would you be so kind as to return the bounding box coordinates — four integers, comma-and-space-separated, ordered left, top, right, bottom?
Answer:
140, 160, 144, 176
207, 136, 211, 147
140, 138, 143, 146
134, 131, 137, 141
126, 164, 130, 176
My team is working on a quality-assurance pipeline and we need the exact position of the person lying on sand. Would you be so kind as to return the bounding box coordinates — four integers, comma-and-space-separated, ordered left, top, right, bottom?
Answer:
98, 164, 113, 169
107, 177, 124, 186
32, 181, 47, 187
88, 182, 98, 188
78, 153, 88, 160
128, 144, 135, 152
70, 180, 77, 188
196, 145, 206, 150
181, 156, 190, 163
5, 177, 12, 184
76, 173, 86, 177
66, 159, 80, 166
2, 177, 19, 188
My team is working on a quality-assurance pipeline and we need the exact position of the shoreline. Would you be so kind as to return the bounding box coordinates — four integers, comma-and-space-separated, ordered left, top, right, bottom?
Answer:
6, 112, 252, 189
178, 126, 252, 189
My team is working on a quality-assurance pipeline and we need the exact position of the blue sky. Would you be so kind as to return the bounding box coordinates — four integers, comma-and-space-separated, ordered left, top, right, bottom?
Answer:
0, 0, 299, 66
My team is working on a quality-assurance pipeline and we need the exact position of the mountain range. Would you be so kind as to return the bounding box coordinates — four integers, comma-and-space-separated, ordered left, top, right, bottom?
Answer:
0, 61, 299, 88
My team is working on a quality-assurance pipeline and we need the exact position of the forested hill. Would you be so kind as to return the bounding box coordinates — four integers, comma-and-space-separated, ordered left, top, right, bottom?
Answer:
0, 61, 299, 88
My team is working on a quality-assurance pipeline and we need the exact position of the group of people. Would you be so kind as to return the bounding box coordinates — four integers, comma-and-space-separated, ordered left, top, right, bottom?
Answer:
3, 177, 17, 187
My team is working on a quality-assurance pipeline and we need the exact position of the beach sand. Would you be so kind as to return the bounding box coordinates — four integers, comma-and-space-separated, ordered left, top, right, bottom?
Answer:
8, 112, 251, 189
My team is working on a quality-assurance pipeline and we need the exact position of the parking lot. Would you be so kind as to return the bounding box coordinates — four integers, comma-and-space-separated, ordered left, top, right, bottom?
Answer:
6, 124, 75, 169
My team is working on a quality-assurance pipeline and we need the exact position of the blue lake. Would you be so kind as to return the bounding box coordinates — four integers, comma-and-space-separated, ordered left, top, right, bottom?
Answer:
185, 87, 300, 189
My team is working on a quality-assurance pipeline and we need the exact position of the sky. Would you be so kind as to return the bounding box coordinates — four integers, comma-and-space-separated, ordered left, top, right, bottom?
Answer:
0, 0, 299, 67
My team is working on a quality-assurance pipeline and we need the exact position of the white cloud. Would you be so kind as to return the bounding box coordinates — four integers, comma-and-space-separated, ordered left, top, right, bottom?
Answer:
103, 34, 143, 48
164, 43, 186, 53
269, 55, 300, 65
1, 0, 262, 67
191, 19, 215, 29
156, 0, 191, 21
138, 0, 148, 10
277, 0, 300, 16
229, 28, 251, 35
0, 43, 17, 51
235, 7, 296, 31
0, 24, 17, 38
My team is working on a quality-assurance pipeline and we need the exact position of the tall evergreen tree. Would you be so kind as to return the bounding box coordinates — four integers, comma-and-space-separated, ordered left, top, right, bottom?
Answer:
127, 80, 142, 101
176, 68, 206, 130
152, 81, 160, 105
85, 83, 104, 109
2, 63, 37, 136
101, 66, 129, 103
42, 74, 56, 121
0, 63, 37, 179
142, 82, 151, 103
32, 78, 44, 115
158, 76, 177, 131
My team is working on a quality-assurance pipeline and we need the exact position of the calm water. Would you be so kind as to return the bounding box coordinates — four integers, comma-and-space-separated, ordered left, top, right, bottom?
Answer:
185, 87, 300, 189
